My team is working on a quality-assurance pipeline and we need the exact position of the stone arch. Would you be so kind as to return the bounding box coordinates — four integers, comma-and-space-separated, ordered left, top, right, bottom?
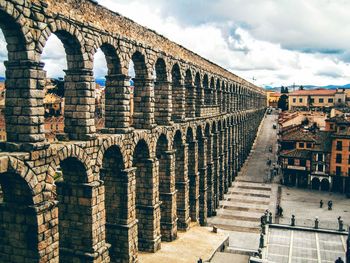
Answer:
133, 139, 161, 252
216, 78, 221, 108
171, 63, 185, 121
128, 49, 154, 129
154, 57, 171, 125
210, 76, 215, 105
185, 68, 195, 118
195, 72, 202, 117
321, 178, 330, 191
203, 74, 210, 105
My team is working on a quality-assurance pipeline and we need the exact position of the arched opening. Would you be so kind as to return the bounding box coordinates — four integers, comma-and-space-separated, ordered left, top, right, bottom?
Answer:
56, 157, 107, 262
321, 178, 330, 191
185, 69, 194, 118
203, 74, 210, 105
154, 58, 170, 125
100, 145, 126, 261
197, 126, 207, 225
210, 77, 215, 106
0, 172, 39, 262
216, 79, 221, 109
186, 127, 198, 223
173, 130, 190, 230
129, 51, 153, 129
311, 177, 320, 190
42, 29, 92, 141
94, 44, 123, 131
133, 140, 161, 252
195, 73, 202, 117
156, 134, 177, 241
171, 64, 184, 122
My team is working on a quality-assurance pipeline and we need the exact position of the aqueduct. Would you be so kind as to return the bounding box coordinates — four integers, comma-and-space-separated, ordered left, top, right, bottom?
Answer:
0, 0, 266, 262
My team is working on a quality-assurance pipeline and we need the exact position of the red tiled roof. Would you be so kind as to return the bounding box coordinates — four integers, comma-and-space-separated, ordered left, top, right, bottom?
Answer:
289, 89, 336, 96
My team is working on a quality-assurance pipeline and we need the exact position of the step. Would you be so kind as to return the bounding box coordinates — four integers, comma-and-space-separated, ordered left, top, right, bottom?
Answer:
220, 200, 267, 210
224, 197, 270, 205
227, 191, 271, 198
210, 223, 260, 233
236, 185, 271, 191
215, 208, 263, 219
219, 204, 266, 213
213, 213, 260, 222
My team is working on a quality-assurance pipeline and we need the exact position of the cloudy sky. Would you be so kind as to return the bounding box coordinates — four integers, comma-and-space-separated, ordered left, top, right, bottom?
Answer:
1, 0, 350, 88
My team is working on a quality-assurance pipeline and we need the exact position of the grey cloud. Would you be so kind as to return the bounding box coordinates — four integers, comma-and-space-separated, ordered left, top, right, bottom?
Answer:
315, 69, 344, 79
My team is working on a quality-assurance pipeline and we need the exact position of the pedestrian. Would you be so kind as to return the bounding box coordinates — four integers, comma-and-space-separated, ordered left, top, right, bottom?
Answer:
197, 258, 203, 263
328, 200, 333, 210
335, 257, 344, 263
279, 206, 284, 217
276, 205, 280, 216
320, 200, 323, 208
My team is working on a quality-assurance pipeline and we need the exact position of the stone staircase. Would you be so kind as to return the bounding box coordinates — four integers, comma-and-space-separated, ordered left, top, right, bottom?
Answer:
208, 180, 273, 234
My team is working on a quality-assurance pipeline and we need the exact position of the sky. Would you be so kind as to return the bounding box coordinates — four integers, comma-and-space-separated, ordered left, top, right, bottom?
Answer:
1, 0, 350, 88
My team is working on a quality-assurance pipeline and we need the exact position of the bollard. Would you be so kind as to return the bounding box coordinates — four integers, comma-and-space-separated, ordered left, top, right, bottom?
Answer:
339, 219, 344, 232
269, 212, 273, 224
314, 217, 319, 229
291, 215, 296, 226
213, 225, 218, 233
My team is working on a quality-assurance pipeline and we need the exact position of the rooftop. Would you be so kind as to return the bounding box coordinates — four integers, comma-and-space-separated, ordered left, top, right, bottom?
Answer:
289, 89, 337, 96
280, 149, 311, 159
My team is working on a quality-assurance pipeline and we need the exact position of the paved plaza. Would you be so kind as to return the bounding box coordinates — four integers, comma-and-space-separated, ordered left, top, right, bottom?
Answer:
265, 227, 347, 263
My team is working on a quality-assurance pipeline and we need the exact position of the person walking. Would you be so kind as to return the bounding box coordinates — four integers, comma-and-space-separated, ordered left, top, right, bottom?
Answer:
335, 257, 344, 263
320, 200, 323, 208
328, 200, 333, 210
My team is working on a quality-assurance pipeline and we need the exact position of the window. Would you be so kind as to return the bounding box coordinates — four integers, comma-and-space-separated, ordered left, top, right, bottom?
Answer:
300, 159, 306, 166
319, 98, 324, 103
310, 98, 315, 103
338, 98, 342, 103
330, 124, 334, 129
299, 98, 303, 103
299, 142, 304, 148
288, 158, 294, 165
348, 155, 350, 164
328, 98, 333, 103
317, 164, 324, 172
336, 141, 342, 151
336, 153, 342, 164
306, 143, 312, 148
348, 167, 350, 176
336, 166, 341, 176
293, 98, 296, 103
317, 154, 323, 162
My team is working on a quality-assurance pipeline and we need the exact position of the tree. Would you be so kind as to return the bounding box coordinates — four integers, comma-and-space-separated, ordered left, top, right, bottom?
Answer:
299, 85, 304, 90
278, 94, 288, 111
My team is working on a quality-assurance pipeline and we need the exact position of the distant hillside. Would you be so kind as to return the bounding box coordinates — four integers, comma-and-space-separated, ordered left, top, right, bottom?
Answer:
264, 83, 350, 91
0, 77, 5, 82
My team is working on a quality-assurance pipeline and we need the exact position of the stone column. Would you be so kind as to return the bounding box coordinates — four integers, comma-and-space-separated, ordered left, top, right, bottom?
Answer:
0, 200, 59, 263
206, 134, 215, 217
185, 83, 196, 118
133, 78, 156, 129
227, 126, 233, 187
172, 81, 186, 122
199, 137, 208, 225
3, 60, 46, 150
218, 90, 223, 113
56, 180, 110, 263
154, 80, 172, 125
104, 74, 132, 133
196, 83, 204, 117
218, 130, 225, 200
212, 132, 220, 209
136, 158, 161, 252
159, 151, 178, 241
63, 69, 96, 141
188, 140, 199, 223
175, 143, 191, 231
223, 129, 229, 193
106, 168, 138, 263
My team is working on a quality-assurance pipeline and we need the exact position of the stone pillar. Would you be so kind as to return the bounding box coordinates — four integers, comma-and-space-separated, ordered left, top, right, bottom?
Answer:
106, 168, 138, 263
3, 60, 46, 149
159, 151, 178, 241
63, 69, 96, 141
223, 129, 229, 193
218, 130, 225, 200
199, 137, 208, 225
206, 135, 215, 217
212, 132, 220, 209
219, 90, 223, 113
175, 143, 191, 231
133, 78, 156, 129
185, 83, 196, 118
227, 126, 233, 187
154, 80, 172, 125
56, 180, 110, 263
188, 140, 199, 223
136, 158, 161, 252
0, 200, 59, 263
172, 81, 186, 122
104, 74, 132, 133
196, 83, 204, 117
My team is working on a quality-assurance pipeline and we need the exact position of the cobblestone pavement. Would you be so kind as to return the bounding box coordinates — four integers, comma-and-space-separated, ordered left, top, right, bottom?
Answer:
278, 186, 350, 231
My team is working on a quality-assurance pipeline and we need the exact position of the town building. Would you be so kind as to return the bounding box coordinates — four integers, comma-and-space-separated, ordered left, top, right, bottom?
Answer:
288, 88, 346, 111
266, 91, 280, 108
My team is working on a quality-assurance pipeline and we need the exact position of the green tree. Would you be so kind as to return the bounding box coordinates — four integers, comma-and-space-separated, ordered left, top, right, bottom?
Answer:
278, 94, 288, 111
